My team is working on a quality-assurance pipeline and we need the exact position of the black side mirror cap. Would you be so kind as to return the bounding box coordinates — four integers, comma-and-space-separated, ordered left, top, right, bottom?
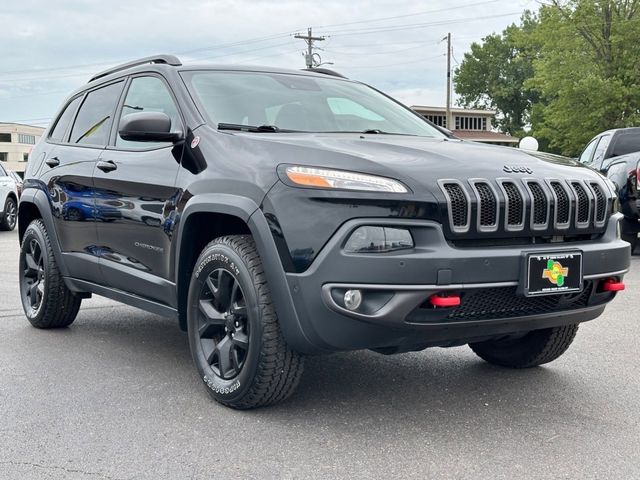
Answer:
119, 112, 183, 143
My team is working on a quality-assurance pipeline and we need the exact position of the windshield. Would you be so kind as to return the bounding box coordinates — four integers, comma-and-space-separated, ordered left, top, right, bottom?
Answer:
181, 70, 444, 137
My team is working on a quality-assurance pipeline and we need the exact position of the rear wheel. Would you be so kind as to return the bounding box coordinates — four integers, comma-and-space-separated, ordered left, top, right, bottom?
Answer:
19, 219, 81, 328
187, 235, 304, 409
0, 196, 17, 231
469, 324, 579, 368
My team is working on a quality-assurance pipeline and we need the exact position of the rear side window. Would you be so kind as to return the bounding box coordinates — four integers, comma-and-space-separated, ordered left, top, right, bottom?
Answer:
0, 163, 6, 176
612, 133, 640, 157
49, 96, 82, 142
69, 81, 124, 146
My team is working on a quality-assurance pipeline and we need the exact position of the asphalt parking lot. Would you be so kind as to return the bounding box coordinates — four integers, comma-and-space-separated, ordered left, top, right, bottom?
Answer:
1, 228, 639, 480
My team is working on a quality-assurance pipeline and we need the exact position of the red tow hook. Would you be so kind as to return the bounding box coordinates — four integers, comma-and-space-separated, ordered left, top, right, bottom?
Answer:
602, 279, 625, 292
429, 293, 461, 308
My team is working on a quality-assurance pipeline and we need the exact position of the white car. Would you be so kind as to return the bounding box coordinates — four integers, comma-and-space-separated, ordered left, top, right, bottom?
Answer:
0, 162, 18, 231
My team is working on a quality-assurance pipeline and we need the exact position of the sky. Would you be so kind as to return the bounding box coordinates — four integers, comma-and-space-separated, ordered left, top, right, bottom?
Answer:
0, 0, 538, 128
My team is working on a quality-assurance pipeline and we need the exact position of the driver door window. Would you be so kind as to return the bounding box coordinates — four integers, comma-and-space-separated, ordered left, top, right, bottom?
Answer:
116, 76, 181, 149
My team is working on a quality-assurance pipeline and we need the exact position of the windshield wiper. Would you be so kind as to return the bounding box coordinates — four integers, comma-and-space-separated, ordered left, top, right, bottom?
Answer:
361, 129, 385, 134
218, 123, 282, 133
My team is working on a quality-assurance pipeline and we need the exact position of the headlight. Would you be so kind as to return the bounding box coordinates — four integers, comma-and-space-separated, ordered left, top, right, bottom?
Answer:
344, 226, 414, 253
284, 166, 408, 193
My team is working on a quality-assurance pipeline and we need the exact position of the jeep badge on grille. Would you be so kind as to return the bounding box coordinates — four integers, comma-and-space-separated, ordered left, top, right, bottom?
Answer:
503, 165, 533, 174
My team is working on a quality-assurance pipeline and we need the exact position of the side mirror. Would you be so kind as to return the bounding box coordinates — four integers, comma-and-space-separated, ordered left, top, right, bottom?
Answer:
119, 112, 183, 143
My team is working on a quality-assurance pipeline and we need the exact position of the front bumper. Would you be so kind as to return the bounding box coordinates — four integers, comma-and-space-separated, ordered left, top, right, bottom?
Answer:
285, 214, 629, 353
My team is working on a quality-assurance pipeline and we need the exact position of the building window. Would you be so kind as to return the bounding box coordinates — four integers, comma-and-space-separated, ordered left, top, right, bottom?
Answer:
455, 116, 487, 131
0, 133, 11, 143
23, 153, 29, 162
0, 152, 7, 161
18, 133, 36, 145
424, 114, 447, 128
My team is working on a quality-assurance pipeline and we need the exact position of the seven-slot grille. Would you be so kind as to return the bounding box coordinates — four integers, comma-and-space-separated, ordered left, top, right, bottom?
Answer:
439, 178, 610, 235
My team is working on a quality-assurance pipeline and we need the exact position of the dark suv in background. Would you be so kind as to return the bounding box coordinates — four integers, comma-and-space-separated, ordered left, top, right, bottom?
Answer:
18, 55, 630, 409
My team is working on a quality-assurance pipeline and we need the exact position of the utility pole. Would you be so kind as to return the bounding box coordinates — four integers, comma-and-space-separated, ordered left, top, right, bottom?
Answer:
295, 27, 325, 69
445, 32, 452, 131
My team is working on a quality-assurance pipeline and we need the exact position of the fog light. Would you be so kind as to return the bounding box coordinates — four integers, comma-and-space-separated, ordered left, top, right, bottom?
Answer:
344, 226, 413, 253
344, 289, 363, 311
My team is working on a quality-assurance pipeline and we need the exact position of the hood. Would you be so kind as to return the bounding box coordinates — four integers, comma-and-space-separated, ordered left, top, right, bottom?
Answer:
227, 132, 602, 193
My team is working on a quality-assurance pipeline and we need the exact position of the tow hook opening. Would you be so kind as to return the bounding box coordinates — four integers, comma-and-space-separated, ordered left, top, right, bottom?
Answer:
429, 293, 461, 308
600, 278, 625, 292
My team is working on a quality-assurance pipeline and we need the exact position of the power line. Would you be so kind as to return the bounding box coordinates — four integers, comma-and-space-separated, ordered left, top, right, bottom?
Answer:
315, 0, 503, 29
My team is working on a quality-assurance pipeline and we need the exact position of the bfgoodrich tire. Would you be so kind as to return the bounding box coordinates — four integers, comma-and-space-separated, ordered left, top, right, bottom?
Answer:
469, 324, 579, 368
19, 219, 81, 328
187, 235, 304, 409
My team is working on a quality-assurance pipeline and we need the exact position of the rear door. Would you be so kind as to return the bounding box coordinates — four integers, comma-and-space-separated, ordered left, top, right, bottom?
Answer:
40, 80, 125, 282
93, 74, 184, 306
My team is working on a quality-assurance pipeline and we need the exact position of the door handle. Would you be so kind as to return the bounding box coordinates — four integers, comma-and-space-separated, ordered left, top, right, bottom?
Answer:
97, 160, 117, 173
45, 157, 60, 168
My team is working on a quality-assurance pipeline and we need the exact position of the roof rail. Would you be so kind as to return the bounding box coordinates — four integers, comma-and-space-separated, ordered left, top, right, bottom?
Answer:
89, 54, 182, 83
302, 68, 347, 79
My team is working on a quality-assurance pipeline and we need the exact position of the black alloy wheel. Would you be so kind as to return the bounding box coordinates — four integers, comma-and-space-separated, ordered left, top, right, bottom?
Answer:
19, 219, 81, 328
21, 237, 46, 315
187, 235, 304, 409
197, 268, 250, 380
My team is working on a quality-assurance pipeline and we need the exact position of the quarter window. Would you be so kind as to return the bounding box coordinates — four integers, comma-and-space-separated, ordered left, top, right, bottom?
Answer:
70, 81, 124, 146
116, 76, 181, 148
50, 96, 82, 142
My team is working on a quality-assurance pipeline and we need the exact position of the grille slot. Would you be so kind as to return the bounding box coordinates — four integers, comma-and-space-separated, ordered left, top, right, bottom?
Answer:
442, 182, 469, 230
527, 181, 549, 227
475, 182, 497, 227
439, 178, 609, 237
571, 182, 590, 225
502, 181, 524, 228
550, 181, 571, 226
590, 182, 607, 225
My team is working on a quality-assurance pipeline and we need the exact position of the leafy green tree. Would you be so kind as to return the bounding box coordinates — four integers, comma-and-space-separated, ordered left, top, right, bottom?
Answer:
529, 0, 640, 156
453, 15, 538, 137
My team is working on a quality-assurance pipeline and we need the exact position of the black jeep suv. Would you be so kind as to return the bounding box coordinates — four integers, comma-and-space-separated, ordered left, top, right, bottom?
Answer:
18, 55, 630, 409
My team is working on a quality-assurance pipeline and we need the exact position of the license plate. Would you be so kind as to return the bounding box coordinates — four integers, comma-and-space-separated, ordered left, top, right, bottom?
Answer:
524, 251, 583, 297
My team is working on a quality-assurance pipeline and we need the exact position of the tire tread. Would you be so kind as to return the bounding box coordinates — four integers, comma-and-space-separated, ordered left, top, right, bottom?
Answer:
202, 235, 303, 409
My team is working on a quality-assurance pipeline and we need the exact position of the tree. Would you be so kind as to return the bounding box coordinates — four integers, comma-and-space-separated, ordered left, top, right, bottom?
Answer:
453, 15, 538, 137
528, 0, 640, 156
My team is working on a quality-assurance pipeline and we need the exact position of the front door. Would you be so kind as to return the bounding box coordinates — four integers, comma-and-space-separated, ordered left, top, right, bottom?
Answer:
93, 75, 183, 306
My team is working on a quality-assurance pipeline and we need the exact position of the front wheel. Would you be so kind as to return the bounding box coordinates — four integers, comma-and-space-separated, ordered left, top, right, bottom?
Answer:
187, 235, 304, 409
469, 324, 579, 368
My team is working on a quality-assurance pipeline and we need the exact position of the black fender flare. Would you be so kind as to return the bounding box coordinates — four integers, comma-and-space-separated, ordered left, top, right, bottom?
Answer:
18, 186, 70, 278
174, 194, 313, 352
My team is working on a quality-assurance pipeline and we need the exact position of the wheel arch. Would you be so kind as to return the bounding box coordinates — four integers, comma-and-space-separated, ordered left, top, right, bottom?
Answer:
17, 187, 72, 279
174, 194, 312, 352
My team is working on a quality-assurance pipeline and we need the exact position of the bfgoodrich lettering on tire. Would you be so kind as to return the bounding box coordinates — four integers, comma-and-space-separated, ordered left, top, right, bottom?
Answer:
187, 235, 304, 409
